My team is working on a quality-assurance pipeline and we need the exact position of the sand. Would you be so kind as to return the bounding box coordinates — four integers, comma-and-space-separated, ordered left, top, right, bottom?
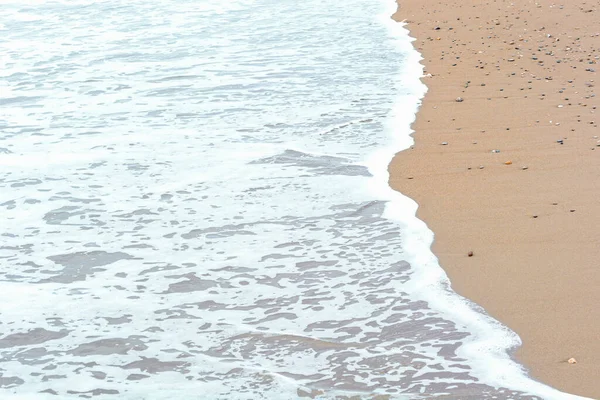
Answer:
389, 0, 600, 398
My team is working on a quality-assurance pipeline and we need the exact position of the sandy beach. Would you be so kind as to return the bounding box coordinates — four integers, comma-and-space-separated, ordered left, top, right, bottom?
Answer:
390, 0, 600, 398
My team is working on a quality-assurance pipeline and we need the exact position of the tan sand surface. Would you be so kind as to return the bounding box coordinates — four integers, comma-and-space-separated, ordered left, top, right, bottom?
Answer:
390, 1, 600, 398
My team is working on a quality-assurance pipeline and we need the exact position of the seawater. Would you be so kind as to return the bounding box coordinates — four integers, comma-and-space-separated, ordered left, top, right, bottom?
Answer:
0, 0, 589, 399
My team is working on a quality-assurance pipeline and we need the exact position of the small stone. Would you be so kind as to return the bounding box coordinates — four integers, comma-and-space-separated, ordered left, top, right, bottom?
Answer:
567, 358, 577, 364
557, 139, 564, 144
479, 165, 485, 169
491, 149, 500, 153
455, 97, 464, 102
504, 160, 513, 165
533, 215, 538, 218
468, 251, 474, 257
522, 166, 528, 170
441, 141, 449, 145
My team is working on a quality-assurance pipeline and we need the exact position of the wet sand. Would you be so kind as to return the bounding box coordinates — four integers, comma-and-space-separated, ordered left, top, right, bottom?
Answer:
390, 0, 600, 398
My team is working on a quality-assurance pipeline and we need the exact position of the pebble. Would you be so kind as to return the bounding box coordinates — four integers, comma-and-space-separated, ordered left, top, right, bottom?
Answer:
441, 141, 448, 145
568, 358, 577, 364
455, 97, 464, 102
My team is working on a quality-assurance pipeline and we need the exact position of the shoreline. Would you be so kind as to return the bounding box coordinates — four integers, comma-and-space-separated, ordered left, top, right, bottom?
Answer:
389, 0, 600, 398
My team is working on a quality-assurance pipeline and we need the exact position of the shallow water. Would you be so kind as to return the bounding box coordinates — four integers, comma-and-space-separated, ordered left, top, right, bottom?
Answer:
0, 0, 585, 399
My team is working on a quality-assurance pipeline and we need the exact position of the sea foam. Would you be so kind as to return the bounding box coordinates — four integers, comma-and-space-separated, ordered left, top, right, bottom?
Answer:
0, 0, 591, 398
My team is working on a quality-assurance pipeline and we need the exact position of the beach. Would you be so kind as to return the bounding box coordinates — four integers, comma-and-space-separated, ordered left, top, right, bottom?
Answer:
390, 0, 600, 398
5, 0, 551, 397
2, 0, 597, 397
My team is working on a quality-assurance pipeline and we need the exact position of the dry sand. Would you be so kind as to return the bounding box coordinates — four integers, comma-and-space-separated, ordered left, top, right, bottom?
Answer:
390, 0, 600, 398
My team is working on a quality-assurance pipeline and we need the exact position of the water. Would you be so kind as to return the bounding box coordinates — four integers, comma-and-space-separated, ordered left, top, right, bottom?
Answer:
0, 0, 589, 399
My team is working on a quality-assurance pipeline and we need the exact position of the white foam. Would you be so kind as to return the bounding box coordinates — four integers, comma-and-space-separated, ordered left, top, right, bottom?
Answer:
0, 0, 592, 397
